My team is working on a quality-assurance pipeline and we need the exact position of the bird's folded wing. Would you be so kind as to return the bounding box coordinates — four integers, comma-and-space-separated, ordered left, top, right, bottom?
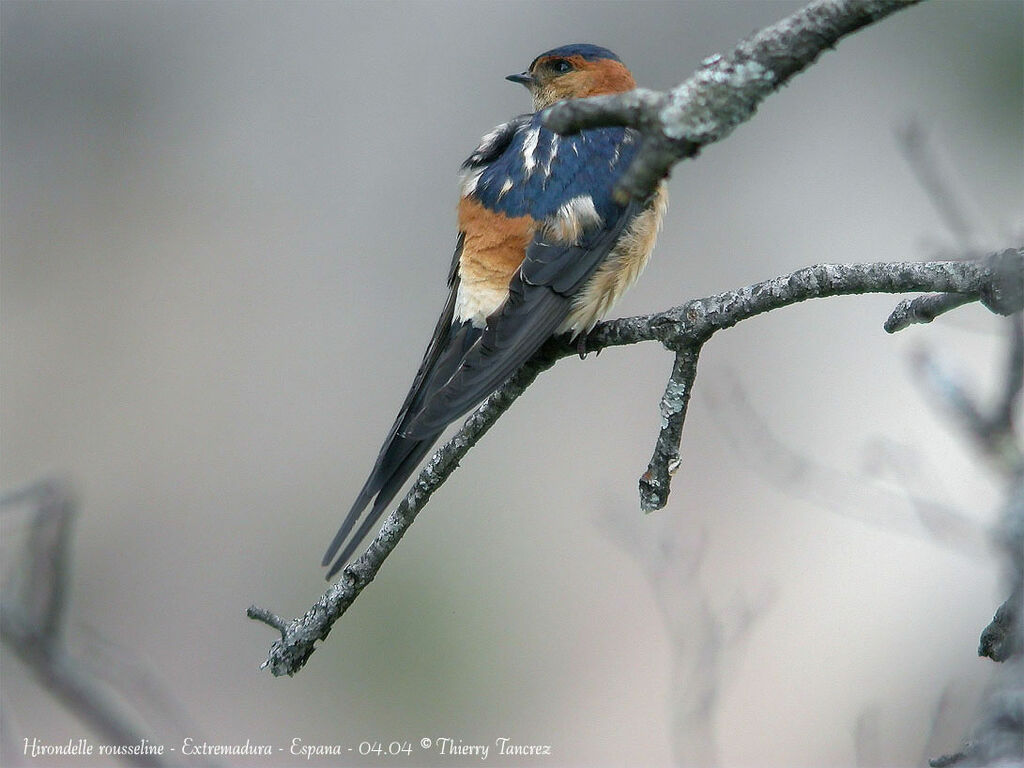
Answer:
401, 194, 643, 438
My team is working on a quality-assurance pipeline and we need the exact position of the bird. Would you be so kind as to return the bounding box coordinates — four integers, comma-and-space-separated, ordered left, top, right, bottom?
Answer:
322, 43, 668, 579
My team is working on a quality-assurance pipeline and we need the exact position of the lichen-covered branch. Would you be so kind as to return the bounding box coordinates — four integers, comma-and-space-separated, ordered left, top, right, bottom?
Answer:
640, 343, 702, 513
544, 0, 925, 201
250, 251, 1022, 677
980, 585, 1021, 663
884, 293, 977, 333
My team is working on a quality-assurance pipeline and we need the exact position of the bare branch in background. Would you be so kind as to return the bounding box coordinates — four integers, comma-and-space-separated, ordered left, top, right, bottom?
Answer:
913, 313, 1024, 478
895, 119, 994, 255
891, 120, 1021, 337
885, 115, 1020, 331
0, 481, 216, 768
855, 707, 882, 768
596, 506, 771, 766
72, 623, 211, 755
920, 314, 1024, 767
705, 374, 990, 558
922, 685, 969, 766
1, 693, 20, 766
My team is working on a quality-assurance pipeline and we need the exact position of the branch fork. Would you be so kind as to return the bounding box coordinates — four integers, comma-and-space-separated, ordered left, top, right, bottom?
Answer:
250, 251, 1021, 676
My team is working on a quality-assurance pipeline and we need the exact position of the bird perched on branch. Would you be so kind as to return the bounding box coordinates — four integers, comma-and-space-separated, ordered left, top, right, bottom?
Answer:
323, 44, 668, 579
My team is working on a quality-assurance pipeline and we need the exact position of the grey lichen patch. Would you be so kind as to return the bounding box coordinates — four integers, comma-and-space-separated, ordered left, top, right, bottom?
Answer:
659, 57, 776, 143
639, 472, 669, 513
660, 376, 692, 427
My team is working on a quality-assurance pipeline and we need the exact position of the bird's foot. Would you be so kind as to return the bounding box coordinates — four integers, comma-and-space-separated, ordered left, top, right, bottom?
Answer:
576, 333, 588, 359
576, 332, 602, 360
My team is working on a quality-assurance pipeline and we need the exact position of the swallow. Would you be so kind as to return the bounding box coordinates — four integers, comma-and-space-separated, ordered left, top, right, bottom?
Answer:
323, 44, 668, 579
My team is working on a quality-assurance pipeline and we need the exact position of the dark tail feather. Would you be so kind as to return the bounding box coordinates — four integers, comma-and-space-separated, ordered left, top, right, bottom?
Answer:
321, 431, 427, 571
323, 313, 482, 580
320, 480, 381, 569
403, 284, 569, 438
322, 432, 441, 580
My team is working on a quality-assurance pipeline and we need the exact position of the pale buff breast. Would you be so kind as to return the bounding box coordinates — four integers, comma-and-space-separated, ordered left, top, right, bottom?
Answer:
454, 196, 534, 327
559, 183, 669, 337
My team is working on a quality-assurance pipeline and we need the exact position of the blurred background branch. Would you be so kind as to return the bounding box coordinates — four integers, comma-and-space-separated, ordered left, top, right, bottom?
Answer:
922, 314, 1023, 766
1, 481, 216, 767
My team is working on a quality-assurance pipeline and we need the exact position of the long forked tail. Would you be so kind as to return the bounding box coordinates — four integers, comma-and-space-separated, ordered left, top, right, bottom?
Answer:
321, 314, 480, 579
321, 430, 443, 579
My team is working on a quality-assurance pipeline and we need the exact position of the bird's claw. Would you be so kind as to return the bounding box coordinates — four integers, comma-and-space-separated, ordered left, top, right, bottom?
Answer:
576, 333, 601, 359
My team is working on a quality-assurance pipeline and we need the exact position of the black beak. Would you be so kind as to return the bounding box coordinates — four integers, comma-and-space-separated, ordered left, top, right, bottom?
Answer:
505, 71, 535, 87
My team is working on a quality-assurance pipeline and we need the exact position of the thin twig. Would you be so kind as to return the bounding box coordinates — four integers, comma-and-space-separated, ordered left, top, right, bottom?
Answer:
895, 119, 987, 251
913, 313, 1024, 479
994, 311, 1024, 429
640, 343, 702, 513
244, 606, 288, 634
705, 373, 988, 557
884, 293, 977, 333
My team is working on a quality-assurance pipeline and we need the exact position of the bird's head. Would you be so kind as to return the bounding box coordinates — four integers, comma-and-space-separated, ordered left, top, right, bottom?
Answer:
506, 44, 635, 110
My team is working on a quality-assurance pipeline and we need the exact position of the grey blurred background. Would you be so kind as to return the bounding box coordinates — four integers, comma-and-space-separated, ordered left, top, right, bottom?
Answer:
2, 1, 1022, 766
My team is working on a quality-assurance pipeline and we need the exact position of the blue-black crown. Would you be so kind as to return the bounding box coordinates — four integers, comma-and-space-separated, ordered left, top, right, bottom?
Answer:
531, 44, 621, 68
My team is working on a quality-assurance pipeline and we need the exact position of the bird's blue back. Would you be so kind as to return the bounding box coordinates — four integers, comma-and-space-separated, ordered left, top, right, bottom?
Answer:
470, 114, 640, 224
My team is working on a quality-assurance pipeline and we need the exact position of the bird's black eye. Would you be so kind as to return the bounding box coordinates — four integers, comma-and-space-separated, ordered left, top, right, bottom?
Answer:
550, 58, 573, 74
